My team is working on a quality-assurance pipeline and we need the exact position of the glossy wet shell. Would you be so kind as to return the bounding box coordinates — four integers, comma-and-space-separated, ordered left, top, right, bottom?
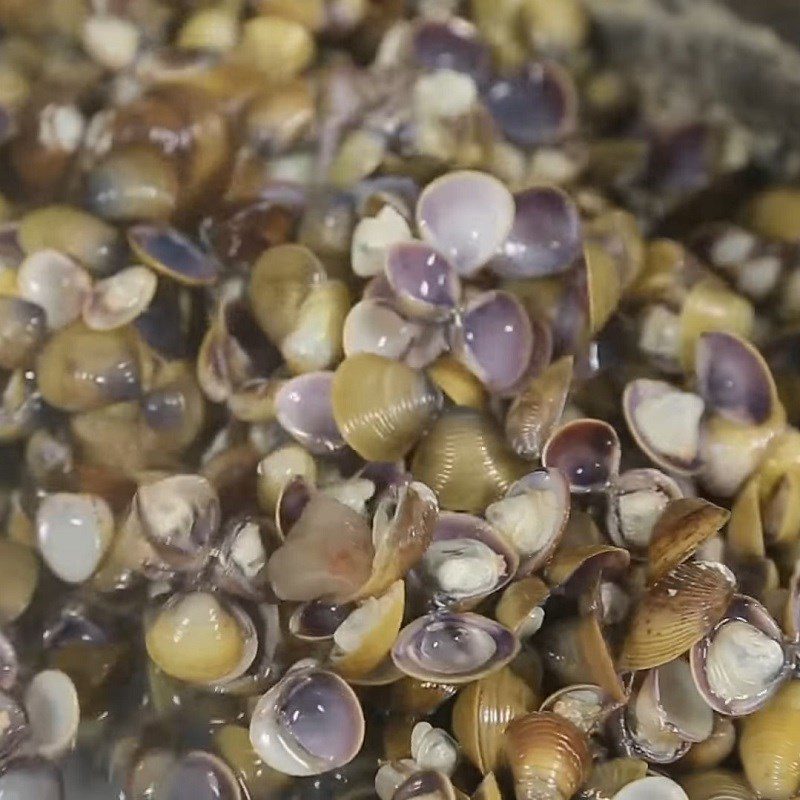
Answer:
618, 561, 736, 671
411, 408, 528, 514
332, 353, 442, 462
0, 539, 39, 624
82, 266, 157, 330
128, 224, 220, 286
542, 418, 621, 492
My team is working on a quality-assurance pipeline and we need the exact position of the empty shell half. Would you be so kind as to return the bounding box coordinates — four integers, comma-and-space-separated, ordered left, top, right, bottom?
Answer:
542, 418, 621, 492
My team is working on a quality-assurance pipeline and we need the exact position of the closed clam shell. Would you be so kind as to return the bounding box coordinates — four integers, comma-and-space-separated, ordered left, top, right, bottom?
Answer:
618, 561, 736, 671
505, 356, 573, 460
416, 171, 515, 277
0, 296, 46, 371
451, 663, 539, 775
648, 498, 730, 583
678, 770, 755, 800
411, 408, 527, 514
391, 612, 519, 684
82, 266, 157, 330
248, 244, 326, 345
739, 680, 800, 800
695, 332, 780, 426
332, 353, 442, 462
503, 711, 591, 800
24, 670, 79, 759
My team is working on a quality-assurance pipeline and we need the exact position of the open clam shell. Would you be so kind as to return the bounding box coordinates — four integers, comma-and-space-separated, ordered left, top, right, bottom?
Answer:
410, 512, 518, 610
647, 498, 730, 583
332, 353, 442, 462
394, 770, 457, 800
690, 594, 790, 716
450, 663, 539, 775
606, 469, 684, 559
411, 408, 528, 514
156, 751, 242, 800
249, 661, 365, 777
543, 543, 630, 597
695, 332, 780, 426
491, 185, 582, 279
385, 242, 460, 322
275, 371, 346, 455
485, 468, 570, 576
0, 690, 28, 761
542, 418, 621, 492
495, 577, 550, 638
505, 356, 573, 460
503, 711, 591, 800
392, 612, 519, 684
128, 223, 220, 286
623, 379, 705, 475
619, 561, 737, 671
416, 171, 514, 277
452, 290, 533, 394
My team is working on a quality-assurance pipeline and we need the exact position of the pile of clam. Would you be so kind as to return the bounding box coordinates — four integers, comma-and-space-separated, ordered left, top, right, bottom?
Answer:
2, 0, 800, 799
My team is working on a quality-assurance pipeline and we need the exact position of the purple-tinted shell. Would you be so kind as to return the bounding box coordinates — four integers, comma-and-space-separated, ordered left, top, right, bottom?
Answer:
128, 224, 220, 286
343, 299, 417, 361
416, 171, 515, 277
695, 332, 777, 425
453, 291, 533, 394
689, 594, 791, 716
647, 122, 714, 195
484, 61, 578, 147
289, 601, 354, 642
491, 186, 582, 279
542, 418, 621, 492
275, 372, 346, 455
412, 19, 492, 83
385, 242, 460, 321
275, 476, 314, 538
159, 751, 241, 800
609, 701, 691, 765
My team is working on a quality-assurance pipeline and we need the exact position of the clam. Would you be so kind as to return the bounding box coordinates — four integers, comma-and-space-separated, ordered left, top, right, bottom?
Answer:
410, 721, 459, 775
613, 777, 689, 800
739, 680, 800, 800
385, 242, 460, 322
36, 323, 149, 412
485, 61, 578, 147
485, 468, 570, 576
128, 224, 219, 287
677, 716, 737, 771
257, 445, 317, 515
36, 492, 114, 584
503, 711, 591, 800
452, 291, 533, 394
343, 299, 418, 361
618, 561, 737, 671
0, 758, 63, 800
133, 475, 221, 572
411, 408, 527, 514
330, 580, 405, 679
0, 296, 46, 370
606, 469, 683, 558
505, 356, 574, 460
156, 751, 242, 800
678, 769, 755, 800
392, 612, 519, 683
145, 591, 257, 685
410, 512, 518, 609
539, 684, 611, 737
23, 669, 79, 759
690, 595, 789, 716
495, 576, 550, 637
249, 661, 365, 776
17, 249, 91, 330
351, 205, 413, 278
393, 770, 457, 800
647, 498, 730, 583
332, 353, 442, 462
544, 544, 630, 597
542, 419, 621, 492
0, 539, 39, 624
583, 758, 648, 800
0, 631, 18, 691
290, 601, 354, 642
491, 185, 582, 279
623, 379, 705, 474
212, 515, 278, 600
275, 371, 345, 454
412, 18, 491, 80
82, 265, 157, 331
416, 171, 514, 277
390, 678, 459, 717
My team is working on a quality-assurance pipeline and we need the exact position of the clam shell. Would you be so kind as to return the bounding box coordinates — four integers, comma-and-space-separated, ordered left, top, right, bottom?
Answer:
584, 240, 623, 336
0, 758, 63, 800
505, 356, 573, 460
542, 418, 621, 492
289, 601, 353, 642
647, 498, 730, 583
343, 299, 417, 361
739, 680, 800, 800
332, 353, 442, 462
411, 408, 528, 514
678, 770, 755, 800
416, 171, 515, 277
82, 265, 157, 331
677, 716, 737, 771
392, 612, 519, 684
495, 577, 550, 638
156, 751, 242, 800
0, 296, 46, 371
613, 777, 689, 800
412, 18, 491, 80
584, 758, 648, 800
24, 670, 79, 759
394, 770, 457, 800
427, 355, 488, 411
0, 539, 39, 624
618, 561, 736, 671
503, 711, 591, 800
451, 664, 540, 774
351, 205, 413, 278
128, 224, 219, 286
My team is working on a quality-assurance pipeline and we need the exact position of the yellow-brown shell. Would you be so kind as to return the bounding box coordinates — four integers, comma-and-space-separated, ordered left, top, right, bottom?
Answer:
411, 407, 528, 514
739, 680, 800, 800
648, 498, 730, 583
618, 561, 736, 671
452, 664, 540, 775
679, 769, 754, 800
495, 576, 550, 637
503, 711, 592, 800
333, 353, 442, 462
584, 758, 648, 800
427, 355, 488, 411
0, 539, 39, 624
677, 715, 737, 771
